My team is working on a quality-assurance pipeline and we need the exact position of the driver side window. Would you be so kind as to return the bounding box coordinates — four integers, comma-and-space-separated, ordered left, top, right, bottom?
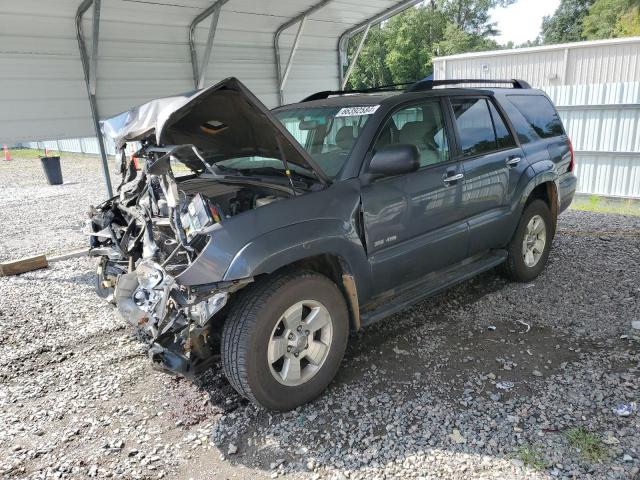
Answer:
375, 100, 449, 167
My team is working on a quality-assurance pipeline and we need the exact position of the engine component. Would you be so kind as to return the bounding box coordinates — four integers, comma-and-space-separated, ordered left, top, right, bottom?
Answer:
255, 195, 280, 208
136, 260, 164, 289
181, 193, 221, 241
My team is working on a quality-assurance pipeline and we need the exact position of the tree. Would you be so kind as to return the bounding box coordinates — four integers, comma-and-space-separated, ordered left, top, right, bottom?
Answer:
582, 0, 640, 38
383, 6, 448, 83
346, 26, 393, 90
541, 0, 594, 44
345, 1, 508, 89
437, 0, 515, 35
435, 23, 500, 57
614, 5, 640, 35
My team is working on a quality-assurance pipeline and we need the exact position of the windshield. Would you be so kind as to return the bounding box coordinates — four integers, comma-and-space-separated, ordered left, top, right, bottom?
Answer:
214, 105, 376, 180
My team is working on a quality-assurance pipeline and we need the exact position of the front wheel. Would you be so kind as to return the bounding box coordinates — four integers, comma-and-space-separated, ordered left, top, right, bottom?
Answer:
500, 199, 554, 282
221, 270, 349, 411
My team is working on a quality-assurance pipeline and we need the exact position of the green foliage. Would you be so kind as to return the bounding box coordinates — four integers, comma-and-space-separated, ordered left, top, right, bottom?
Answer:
384, 6, 448, 83
347, 26, 393, 90
565, 427, 609, 462
435, 23, 500, 57
614, 5, 640, 34
541, 0, 594, 44
514, 444, 547, 470
570, 194, 640, 216
582, 0, 640, 38
543, 0, 640, 42
437, 0, 515, 35
346, 1, 508, 89
583, 0, 629, 38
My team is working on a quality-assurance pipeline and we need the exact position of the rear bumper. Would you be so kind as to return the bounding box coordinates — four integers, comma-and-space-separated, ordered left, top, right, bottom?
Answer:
558, 172, 577, 213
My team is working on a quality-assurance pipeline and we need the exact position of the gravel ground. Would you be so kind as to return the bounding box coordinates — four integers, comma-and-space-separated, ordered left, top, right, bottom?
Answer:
1, 155, 639, 480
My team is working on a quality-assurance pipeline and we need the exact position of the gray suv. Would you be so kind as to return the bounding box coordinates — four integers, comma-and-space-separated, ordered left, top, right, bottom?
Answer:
89, 77, 577, 411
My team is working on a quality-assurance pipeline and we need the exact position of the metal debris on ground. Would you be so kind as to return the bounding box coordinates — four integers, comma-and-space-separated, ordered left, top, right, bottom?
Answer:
516, 320, 531, 332
496, 381, 515, 390
613, 403, 637, 417
487, 325, 497, 331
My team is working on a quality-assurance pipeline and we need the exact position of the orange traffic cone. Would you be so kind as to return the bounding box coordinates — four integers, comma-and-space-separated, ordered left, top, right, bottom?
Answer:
3, 144, 11, 161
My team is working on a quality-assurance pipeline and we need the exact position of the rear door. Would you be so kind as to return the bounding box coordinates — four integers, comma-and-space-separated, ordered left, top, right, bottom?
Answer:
360, 98, 468, 295
448, 96, 525, 255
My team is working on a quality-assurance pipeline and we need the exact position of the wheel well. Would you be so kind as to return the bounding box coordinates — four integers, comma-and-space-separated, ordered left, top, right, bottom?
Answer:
279, 254, 360, 331
289, 254, 345, 285
527, 181, 558, 225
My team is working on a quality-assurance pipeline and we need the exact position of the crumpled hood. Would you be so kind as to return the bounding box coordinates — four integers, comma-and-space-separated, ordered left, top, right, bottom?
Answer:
101, 77, 328, 183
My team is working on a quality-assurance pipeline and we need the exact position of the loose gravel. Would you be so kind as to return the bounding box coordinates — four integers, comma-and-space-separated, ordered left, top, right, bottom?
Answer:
1, 155, 638, 479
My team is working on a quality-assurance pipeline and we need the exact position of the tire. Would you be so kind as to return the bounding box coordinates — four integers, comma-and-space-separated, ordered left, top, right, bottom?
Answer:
500, 199, 554, 282
221, 269, 349, 411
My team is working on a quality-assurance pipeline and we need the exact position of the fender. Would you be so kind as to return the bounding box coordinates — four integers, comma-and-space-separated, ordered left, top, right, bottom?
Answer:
518, 161, 560, 213
500, 162, 559, 241
223, 219, 373, 302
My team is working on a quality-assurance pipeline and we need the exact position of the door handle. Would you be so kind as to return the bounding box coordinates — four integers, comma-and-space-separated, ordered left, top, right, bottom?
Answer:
443, 172, 464, 185
506, 156, 521, 167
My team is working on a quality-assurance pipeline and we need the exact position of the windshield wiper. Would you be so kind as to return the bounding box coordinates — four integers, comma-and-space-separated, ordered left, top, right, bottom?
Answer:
234, 167, 318, 187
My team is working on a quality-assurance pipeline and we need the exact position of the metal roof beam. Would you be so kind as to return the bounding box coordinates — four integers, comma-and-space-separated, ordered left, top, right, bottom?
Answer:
337, 0, 423, 88
189, 0, 228, 89
340, 23, 370, 89
76, 0, 113, 198
274, 0, 332, 105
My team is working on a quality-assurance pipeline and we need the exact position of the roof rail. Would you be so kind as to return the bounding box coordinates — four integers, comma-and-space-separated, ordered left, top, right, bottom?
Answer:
405, 78, 531, 92
300, 82, 412, 102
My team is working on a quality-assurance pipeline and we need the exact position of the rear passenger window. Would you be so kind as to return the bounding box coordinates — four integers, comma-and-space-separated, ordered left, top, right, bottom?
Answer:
452, 97, 515, 157
507, 95, 564, 139
374, 100, 449, 167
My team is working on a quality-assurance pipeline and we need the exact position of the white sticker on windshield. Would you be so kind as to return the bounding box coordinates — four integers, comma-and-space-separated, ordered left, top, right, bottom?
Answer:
335, 105, 380, 117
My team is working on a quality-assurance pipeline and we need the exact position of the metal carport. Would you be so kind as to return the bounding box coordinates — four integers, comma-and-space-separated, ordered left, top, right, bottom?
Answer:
1, 0, 421, 196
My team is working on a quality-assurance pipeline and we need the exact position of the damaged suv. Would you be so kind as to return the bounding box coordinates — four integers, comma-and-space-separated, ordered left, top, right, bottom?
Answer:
88, 77, 576, 411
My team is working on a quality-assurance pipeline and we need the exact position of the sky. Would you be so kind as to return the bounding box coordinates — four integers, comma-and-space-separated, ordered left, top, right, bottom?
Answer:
489, 0, 561, 45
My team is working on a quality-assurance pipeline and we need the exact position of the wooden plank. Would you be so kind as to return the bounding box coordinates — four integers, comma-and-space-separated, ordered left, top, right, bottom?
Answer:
0, 255, 48, 277
47, 248, 89, 263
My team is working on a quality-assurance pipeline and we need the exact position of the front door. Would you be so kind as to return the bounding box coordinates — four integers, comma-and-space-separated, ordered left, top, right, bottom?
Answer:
448, 96, 524, 255
360, 99, 468, 296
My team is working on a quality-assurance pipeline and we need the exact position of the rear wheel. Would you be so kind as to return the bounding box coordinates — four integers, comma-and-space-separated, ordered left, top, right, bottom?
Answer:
221, 270, 349, 411
500, 199, 553, 282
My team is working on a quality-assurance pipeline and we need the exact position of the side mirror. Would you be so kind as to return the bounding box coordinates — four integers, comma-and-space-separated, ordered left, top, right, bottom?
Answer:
368, 144, 420, 178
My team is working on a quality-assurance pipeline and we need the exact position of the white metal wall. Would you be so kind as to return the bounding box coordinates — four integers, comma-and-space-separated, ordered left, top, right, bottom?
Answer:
25, 138, 117, 156
433, 37, 640, 198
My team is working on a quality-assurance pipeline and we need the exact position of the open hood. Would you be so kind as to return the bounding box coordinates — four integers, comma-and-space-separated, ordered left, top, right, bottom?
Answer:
102, 77, 329, 184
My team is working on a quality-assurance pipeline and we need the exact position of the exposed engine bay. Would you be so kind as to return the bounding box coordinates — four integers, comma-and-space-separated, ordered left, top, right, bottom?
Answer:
87, 77, 328, 378
88, 147, 294, 376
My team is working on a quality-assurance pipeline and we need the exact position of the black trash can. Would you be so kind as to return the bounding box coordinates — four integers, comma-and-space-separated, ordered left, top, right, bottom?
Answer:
40, 156, 63, 185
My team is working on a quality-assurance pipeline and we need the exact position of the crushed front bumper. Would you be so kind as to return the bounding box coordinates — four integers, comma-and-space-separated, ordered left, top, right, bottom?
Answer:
113, 262, 228, 376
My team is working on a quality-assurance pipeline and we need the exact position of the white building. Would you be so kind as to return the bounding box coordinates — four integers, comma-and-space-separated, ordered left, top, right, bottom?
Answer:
433, 37, 640, 198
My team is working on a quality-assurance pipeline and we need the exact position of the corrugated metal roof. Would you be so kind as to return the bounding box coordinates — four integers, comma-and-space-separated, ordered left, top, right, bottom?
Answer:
0, 0, 417, 143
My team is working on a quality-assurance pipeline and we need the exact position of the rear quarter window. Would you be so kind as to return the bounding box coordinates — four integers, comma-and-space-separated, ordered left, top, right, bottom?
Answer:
507, 95, 565, 140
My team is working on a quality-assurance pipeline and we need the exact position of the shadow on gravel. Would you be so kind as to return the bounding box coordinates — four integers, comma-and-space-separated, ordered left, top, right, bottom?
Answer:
168, 269, 625, 479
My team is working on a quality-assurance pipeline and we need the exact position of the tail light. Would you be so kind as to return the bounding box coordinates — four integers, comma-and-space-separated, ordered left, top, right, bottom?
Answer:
568, 138, 575, 172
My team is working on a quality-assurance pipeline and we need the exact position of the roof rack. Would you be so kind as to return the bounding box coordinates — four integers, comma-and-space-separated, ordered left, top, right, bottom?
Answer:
405, 78, 531, 92
299, 78, 531, 103
300, 82, 412, 102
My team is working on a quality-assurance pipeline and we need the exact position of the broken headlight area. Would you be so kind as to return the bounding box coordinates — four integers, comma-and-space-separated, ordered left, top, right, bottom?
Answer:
113, 260, 246, 377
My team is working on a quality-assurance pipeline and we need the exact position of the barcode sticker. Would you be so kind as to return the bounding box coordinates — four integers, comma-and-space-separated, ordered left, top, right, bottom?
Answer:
335, 105, 380, 117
